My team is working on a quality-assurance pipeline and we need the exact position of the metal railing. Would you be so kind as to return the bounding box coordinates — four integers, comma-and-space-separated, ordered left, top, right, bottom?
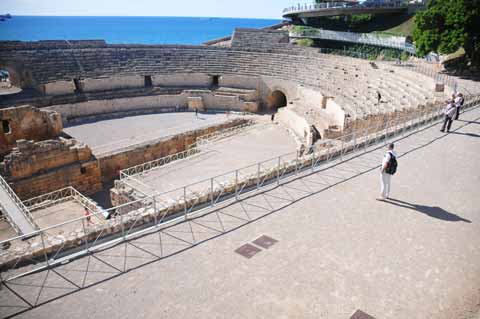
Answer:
23, 186, 101, 214
0, 174, 37, 233
0, 201, 21, 235
196, 120, 256, 146
119, 146, 200, 180
291, 29, 416, 53
283, 1, 407, 14
2, 95, 479, 286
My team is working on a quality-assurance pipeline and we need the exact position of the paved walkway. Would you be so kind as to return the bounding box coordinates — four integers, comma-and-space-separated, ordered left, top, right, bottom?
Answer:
2, 106, 480, 319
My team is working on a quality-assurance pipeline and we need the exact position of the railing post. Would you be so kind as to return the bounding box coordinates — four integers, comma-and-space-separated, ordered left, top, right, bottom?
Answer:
311, 148, 316, 172
295, 151, 299, 175
120, 213, 126, 240
340, 135, 344, 162
257, 163, 261, 189
364, 126, 369, 153
81, 218, 89, 252
277, 157, 281, 185
210, 178, 214, 207
153, 196, 158, 226
235, 170, 239, 200
40, 232, 50, 268
183, 186, 187, 220
353, 130, 357, 150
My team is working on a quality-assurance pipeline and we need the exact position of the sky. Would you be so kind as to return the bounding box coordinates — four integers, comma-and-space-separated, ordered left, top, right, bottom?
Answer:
0, 0, 297, 19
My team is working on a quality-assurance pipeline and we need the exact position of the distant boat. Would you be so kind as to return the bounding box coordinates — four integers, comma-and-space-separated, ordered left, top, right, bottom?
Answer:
0, 18, 5, 22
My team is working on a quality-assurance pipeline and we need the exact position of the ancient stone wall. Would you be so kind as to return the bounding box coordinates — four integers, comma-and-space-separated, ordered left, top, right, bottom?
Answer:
0, 139, 102, 199
231, 28, 290, 48
48, 90, 258, 122
0, 106, 63, 157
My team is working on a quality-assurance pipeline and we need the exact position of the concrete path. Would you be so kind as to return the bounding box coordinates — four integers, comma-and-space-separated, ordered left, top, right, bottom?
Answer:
3, 106, 480, 319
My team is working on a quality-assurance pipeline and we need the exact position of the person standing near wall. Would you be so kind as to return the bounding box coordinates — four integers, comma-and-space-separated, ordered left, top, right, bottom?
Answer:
454, 93, 464, 120
377, 143, 397, 201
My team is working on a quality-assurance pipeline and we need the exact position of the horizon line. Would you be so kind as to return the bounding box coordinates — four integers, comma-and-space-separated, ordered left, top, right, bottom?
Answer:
1, 14, 285, 20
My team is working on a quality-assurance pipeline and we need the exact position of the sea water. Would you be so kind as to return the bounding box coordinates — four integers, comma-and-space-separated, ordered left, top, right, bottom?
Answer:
0, 16, 282, 44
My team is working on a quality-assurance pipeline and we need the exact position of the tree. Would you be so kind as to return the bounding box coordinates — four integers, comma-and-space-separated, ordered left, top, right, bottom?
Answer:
413, 0, 480, 67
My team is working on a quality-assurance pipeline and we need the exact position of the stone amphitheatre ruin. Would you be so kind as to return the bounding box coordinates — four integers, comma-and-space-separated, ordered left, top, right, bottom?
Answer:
0, 26, 469, 295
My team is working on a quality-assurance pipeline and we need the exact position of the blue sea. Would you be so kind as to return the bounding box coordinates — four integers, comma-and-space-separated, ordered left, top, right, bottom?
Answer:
0, 16, 282, 44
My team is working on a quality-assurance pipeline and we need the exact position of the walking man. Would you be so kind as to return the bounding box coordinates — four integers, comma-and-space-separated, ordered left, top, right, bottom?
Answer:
440, 100, 456, 133
377, 91, 382, 105
377, 143, 397, 201
195, 108, 198, 118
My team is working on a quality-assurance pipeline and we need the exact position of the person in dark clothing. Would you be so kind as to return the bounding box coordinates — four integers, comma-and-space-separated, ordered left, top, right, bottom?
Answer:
377, 91, 382, 105
454, 93, 464, 120
271, 113, 275, 122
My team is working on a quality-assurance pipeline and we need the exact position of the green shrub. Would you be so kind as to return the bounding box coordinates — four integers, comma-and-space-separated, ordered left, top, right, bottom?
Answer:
296, 38, 315, 47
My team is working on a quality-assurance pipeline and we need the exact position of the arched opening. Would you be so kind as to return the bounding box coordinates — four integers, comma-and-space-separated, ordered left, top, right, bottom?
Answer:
0, 68, 22, 95
267, 90, 287, 111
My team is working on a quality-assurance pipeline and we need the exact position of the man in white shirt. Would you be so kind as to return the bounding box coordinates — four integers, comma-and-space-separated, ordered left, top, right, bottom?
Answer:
377, 143, 397, 201
440, 100, 456, 133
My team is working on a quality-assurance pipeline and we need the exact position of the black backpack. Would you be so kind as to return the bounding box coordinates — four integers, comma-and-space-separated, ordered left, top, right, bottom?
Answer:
385, 153, 398, 175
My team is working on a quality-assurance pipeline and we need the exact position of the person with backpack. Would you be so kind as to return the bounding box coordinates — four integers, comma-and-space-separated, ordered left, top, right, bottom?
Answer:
440, 100, 456, 133
377, 143, 397, 201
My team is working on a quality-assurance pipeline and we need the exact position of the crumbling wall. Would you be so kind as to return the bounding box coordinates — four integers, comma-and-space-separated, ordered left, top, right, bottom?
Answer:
0, 139, 102, 199
0, 106, 63, 157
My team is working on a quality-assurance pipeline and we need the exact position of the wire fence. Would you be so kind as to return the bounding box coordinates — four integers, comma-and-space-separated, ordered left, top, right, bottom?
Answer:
2, 94, 479, 285
119, 147, 200, 180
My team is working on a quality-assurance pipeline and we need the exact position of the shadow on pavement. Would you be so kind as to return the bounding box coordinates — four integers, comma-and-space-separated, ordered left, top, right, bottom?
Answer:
449, 131, 480, 138
385, 198, 472, 223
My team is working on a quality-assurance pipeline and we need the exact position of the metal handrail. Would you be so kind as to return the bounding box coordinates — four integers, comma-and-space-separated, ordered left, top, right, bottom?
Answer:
23, 186, 100, 213
0, 174, 37, 231
196, 121, 256, 146
0, 200, 21, 235
290, 29, 416, 53
119, 146, 200, 180
283, 1, 408, 14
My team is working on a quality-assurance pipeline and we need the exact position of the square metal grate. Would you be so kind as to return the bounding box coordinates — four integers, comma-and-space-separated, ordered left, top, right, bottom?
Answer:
235, 243, 262, 259
252, 235, 278, 249
350, 310, 376, 319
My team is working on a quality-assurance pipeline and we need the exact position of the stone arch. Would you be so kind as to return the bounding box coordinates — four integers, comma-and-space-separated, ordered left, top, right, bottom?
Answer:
267, 90, 288, 111
0, 63, 33, 89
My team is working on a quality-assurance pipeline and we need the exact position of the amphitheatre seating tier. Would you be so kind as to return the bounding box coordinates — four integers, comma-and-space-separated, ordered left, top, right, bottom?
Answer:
0, 40, 438, 121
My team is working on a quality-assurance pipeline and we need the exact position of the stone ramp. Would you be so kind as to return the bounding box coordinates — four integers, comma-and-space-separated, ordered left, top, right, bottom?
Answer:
0, 176, 36, 236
